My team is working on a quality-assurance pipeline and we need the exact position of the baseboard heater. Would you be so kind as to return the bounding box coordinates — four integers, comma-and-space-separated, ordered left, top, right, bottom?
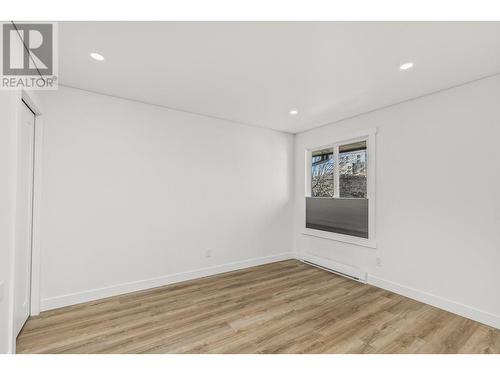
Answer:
300, 253, 367, 283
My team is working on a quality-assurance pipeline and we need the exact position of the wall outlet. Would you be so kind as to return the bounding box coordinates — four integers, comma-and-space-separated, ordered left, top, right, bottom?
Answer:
376, 257, 382, 267
205, 250, 212, 258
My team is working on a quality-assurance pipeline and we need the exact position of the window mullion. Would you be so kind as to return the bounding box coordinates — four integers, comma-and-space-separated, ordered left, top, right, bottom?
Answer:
333, 144, 340, 198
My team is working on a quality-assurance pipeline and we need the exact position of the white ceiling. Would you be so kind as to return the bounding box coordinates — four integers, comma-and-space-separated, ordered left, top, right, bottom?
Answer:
58, 22, 500, 133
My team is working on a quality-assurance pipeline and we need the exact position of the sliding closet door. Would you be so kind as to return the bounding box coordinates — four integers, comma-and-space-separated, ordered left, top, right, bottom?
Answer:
13, 101, 36, 337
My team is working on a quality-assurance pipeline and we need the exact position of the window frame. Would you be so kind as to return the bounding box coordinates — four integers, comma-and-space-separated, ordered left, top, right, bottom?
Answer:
303, 128, 377, 248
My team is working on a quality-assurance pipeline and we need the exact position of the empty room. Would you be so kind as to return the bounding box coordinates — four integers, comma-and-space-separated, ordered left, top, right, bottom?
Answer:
1, 3, 500, 370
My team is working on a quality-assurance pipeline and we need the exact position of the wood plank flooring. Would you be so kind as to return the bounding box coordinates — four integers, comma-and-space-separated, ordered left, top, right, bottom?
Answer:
16, 260, 500, 354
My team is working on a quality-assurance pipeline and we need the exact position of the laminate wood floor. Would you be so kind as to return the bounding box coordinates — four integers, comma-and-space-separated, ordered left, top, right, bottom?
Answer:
16, 260, 500, 354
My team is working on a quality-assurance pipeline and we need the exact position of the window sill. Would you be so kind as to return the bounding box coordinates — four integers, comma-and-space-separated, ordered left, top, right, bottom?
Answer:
301, 228, 377, 249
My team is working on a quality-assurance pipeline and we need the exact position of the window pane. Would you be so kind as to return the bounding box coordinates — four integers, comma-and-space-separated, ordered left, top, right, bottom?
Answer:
339, 141, 367, 198
311, 148, 334, 197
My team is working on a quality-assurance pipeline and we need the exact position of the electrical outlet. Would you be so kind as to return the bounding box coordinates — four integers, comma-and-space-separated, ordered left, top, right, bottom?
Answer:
205, 250, 212, 258
376, 257, 382, 267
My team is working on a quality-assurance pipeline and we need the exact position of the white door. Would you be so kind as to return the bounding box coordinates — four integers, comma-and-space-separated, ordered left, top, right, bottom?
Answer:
13, 101, 36, 337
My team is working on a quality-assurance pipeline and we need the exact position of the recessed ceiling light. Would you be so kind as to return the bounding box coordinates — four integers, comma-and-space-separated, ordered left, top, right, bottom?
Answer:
289, 109, 298, 115
90, 52, 105, 61
399, 62, 414, 71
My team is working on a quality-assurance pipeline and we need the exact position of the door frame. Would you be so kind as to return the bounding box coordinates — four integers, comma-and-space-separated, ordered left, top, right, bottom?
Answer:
8, 89, 44, 354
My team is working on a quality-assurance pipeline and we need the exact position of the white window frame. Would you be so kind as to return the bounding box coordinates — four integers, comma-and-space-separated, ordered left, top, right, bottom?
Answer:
303, 128, 377, 249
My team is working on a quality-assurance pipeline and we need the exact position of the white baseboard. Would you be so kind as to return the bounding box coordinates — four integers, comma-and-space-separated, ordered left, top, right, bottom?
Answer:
367, 274, 500, 329
40, 252, 500, 330
40, 252, 294, 311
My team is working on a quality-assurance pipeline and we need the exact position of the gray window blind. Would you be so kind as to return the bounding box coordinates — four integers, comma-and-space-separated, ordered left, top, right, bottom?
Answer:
306, 197, 368, 238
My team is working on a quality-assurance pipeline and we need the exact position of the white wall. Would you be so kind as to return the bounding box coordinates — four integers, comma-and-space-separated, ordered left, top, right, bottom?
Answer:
38, 86, 294, 310
294, 74, 500, 328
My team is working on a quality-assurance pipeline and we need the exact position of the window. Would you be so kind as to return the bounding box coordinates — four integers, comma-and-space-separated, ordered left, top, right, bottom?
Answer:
339, 141, 367, 198
311, 148, 334, 197
305, 129, 376, 245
